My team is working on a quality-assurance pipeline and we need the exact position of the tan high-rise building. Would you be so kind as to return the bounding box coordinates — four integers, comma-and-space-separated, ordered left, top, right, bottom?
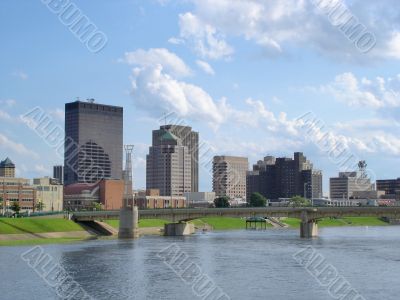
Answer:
146, 130, 192, 196
152, 125, 199, 192
213, 156, 248, 199
0, 157, 15, 178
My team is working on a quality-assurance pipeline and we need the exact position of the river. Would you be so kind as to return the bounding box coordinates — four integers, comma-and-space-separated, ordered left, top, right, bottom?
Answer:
1, 226, 399, 299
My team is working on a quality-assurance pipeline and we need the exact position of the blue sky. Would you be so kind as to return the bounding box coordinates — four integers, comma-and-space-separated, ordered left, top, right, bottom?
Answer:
0, 0, 399, 194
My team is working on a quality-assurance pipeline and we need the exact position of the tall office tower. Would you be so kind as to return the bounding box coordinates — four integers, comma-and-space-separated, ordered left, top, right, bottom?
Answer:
246, 152, 322, 201
64, 100, 123, 186
152, 125, 199, 192
0, 157, 15, 177
213, 156, 248, 199
330, 172, 374, 200
53, 165, 64, 185
146, 130, 192, 196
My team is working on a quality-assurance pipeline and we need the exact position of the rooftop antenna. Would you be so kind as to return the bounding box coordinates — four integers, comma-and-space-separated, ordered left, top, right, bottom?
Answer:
87, 98, 95, 103
358, 160, 368, 178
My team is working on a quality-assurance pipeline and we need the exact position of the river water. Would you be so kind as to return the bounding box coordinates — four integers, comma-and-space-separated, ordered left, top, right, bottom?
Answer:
1, 226, 399, 300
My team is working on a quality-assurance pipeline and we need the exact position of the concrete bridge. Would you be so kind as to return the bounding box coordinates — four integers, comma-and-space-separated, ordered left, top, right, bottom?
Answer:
70, 207, 400, 238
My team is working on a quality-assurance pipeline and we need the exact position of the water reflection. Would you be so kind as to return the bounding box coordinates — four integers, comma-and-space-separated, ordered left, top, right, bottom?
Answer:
1, 227, 400, 299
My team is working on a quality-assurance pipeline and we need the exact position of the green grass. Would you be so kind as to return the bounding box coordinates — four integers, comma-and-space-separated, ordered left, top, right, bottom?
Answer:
0, 218, 84, 234
0, 237, 86, 247
282, 217, 388, 228
104, 219, 170, 229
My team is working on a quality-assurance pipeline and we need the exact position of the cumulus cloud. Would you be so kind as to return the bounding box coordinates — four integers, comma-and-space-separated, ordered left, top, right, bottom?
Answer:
315, 72, 400, 109
49, 108, 65, 121
0, 99, 16, 107
0, 133, 39, 159
124, 48, 225, 126
176, 0, 400, 62
0, 110, 12, 121
196, 60, 215, 75
179, 12, 234, 60
124, 48, 192, 77
131, 64, 224, 126
168, 37, 185, 45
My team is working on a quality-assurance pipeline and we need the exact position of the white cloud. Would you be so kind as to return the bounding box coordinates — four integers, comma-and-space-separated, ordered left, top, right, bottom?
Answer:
168, 37, 185, 45
196, 60, 215, 75
176, 0, 400, 62
124, 48, 192, 77
34, 164, 50, 175
130, 64, 224, 126
179, 12, 234, 60
0, 133, 39, 159
316, 72, 400, 109
12, 70, 28, 80
0, 99, 16, 107
0, 110, 12, 121
49, 108, 65, 121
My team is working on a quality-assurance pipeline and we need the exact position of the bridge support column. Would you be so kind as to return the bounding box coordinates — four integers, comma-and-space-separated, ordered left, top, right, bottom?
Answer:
164, 222, 195, 236
118, 206, 139, 239
300, 221, 318, 238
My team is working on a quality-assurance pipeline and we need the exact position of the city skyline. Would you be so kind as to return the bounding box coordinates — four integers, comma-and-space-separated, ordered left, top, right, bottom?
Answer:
0, 1, 399, 194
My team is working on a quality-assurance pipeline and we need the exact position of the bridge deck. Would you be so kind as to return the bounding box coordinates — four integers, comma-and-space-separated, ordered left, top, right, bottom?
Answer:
71, 207, 400, 222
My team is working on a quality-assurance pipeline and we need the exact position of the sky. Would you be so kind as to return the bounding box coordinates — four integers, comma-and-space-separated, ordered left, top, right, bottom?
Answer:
0, 0, 399, 195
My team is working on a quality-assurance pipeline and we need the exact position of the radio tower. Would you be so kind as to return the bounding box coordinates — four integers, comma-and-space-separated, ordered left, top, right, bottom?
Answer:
118, 145, 139, 239
123, 145, 134, 208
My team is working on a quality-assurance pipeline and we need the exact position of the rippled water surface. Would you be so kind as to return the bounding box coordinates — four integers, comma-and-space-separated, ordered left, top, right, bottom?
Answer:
1, 226, 400, 299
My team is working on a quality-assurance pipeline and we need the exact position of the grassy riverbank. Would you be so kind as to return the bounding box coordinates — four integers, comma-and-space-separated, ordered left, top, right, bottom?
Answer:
281, 217, 388, 228
0, 216, 390, 247
0, 218, 85, 234
0, 237, 88, 247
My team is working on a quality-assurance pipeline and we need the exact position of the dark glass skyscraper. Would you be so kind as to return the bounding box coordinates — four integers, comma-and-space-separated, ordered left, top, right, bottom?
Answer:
64, 100, 123, 186
246, 152, 323, 201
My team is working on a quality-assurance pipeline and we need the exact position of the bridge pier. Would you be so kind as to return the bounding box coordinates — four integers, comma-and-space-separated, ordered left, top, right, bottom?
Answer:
118, 206, 139, 239
164, 222, 195, 236
300, 221, 318, 238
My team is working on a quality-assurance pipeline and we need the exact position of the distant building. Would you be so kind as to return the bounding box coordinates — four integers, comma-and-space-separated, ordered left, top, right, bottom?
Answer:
213, 156, 248, 200
135, 189, 186, 209
64, 100, 123, 186
184, 192, 216, 207
53, 165, 64, 185
152, 125, 199, 192
246, 153, 322, 201
376, 178, 400, 201
33, 177, 63, 212
146, 129, 191, 196
330, 172, 374, 200
0, 177, 36, 213
302, 169, 323, 199
63, 179, 123, 211
0, 157, 15, 178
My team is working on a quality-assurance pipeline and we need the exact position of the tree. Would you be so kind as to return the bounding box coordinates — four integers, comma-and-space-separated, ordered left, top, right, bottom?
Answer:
10, 202, 20, 214
92, 202, 103, 211
289, 196, 311, 207
214, 196, 230, 208
35, 201, 45, 212
249, 193, 267, 207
